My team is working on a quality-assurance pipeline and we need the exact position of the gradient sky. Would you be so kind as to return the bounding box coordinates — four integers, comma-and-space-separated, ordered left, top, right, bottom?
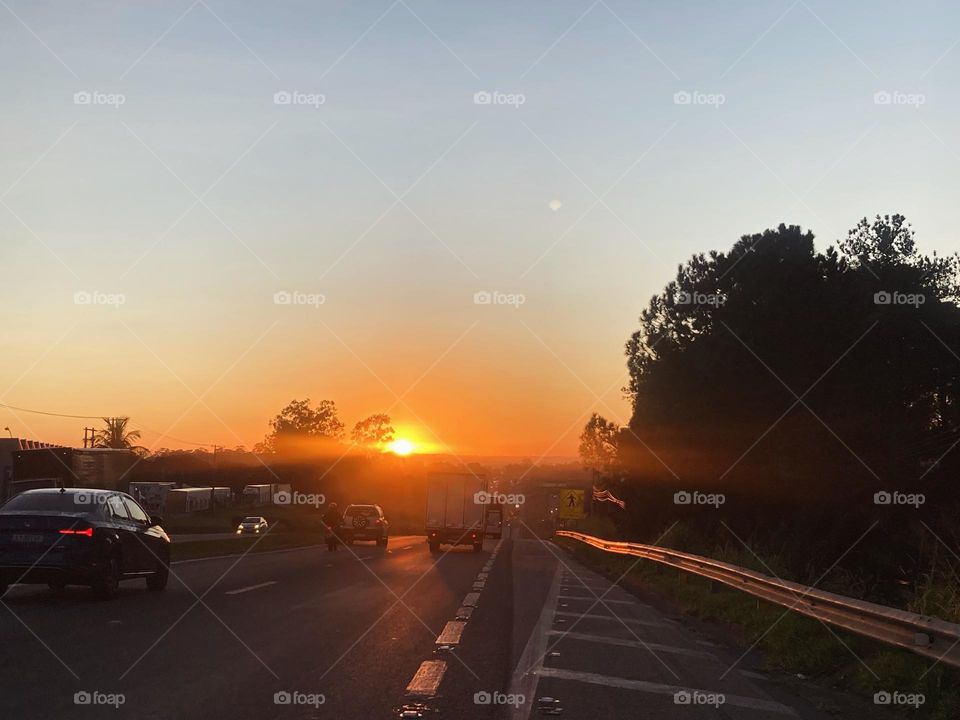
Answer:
1, 0, 957, 456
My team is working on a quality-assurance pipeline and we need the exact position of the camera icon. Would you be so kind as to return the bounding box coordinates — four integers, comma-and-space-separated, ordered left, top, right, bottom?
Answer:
473, 91, 492, 105
673, 91, 692, 105
674, 690, 692, 705
873, 691, 892, 705
74, 492, 92, 505
74, 691, 92, 705
873, 491, 891, 505
273, 91, 292, 105
675, 291, 692, 305
873, 91, 892, 105
474, 291, 492, 305
274, 691, 292, 705
673, 491, 691, 505
273, 491, 291, 505
74, 291, 92, 305
474, 691, 492, 705
274, 291, 292, 305
74, 91, 92, 105
474, 491, 490, 505
873, 291, 891, 305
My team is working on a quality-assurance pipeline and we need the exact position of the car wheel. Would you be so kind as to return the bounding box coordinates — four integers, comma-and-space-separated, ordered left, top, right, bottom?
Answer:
146, 555, 169, 591
94, 557, 121, 600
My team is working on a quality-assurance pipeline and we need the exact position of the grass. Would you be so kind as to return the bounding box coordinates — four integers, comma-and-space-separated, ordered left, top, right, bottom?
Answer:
556, 536, 960, 719
170, 530, 323, 562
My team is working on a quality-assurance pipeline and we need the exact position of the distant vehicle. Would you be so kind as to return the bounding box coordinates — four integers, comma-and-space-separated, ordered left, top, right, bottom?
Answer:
485, 505, 503, 538
241, 485, 272, 504
341, 505, 388, 547
236, 516, 269, 535
0, 488, 170, 599
425, 473, 487, 553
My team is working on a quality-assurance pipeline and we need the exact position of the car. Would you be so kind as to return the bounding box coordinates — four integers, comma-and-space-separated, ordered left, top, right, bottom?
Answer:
0, 487, 171, 599
236, 516, 269, 535
341, 504, 388, 546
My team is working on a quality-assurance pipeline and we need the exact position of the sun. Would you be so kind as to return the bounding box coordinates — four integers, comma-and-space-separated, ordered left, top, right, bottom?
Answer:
388, 438, 415, 456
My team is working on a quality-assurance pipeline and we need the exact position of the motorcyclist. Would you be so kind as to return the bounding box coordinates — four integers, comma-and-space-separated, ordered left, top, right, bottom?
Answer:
322, 502, 343, 551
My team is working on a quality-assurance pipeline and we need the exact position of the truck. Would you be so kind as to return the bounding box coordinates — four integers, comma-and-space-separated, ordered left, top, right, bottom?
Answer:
425, 472, 488, 553
241, 484, 272, 505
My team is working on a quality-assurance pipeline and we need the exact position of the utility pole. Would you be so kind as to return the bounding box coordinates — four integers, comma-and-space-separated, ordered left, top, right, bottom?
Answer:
82, 427, 96, 448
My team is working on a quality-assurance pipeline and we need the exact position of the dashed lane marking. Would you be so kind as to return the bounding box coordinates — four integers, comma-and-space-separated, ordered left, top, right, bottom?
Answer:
224, 581, 277, 596
406, 660, 447, 698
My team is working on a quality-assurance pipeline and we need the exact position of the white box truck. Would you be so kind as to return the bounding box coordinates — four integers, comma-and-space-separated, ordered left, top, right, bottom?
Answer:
425, 472, 488, 553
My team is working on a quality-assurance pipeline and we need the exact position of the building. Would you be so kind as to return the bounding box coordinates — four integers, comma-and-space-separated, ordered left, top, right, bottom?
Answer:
0, 438, 63, 500
9, 447, 138, 499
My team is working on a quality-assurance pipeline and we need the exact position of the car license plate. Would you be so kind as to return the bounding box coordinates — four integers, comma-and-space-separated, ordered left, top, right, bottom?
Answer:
11, 533, 46, 544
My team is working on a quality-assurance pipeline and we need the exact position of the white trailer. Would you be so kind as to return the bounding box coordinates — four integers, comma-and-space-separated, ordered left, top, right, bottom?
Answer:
425, 472, 487, 553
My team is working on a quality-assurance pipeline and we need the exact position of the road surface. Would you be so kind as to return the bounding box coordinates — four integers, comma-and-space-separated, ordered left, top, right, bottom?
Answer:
0, 528, 904, 718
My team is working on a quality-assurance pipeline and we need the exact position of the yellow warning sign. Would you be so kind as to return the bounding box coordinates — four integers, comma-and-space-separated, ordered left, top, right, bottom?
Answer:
559, 489, 585, 519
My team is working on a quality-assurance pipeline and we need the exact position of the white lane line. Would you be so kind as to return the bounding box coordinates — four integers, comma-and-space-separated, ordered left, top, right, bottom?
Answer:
406, 660, 447, 698
509, 561, 563, 720
172, 544, 323, 565
534, 667, 798, 717
477, 572, 488, 580
435, 620, 466, 646
455, 606, 474, 620
401, 545, 413, 550
545, 630, 716, 659
553, 611, 668, 628
557, 594, 635, 604
225, 581, 277, 596
462, 592, 480, 607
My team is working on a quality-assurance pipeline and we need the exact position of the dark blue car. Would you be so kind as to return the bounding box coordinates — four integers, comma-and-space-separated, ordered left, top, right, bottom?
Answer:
0, 487, 171, 599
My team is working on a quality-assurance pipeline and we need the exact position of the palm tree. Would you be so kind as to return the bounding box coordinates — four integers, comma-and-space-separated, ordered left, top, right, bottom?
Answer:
93, 417, 144, 452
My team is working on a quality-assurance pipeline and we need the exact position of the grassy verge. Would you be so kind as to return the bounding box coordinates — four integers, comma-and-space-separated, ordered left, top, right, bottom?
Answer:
171, 530, 322, 562
556, 536, 960, 719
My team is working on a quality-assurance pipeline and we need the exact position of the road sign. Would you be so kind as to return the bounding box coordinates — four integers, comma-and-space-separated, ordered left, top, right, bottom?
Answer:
559, 489, 585, 519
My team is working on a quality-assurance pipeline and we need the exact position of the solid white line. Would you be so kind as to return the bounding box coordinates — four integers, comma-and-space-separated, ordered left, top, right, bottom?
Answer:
406, 660, 447, 698
508, 562, 562, 720
225, 581, 277, 595
546, 630, 716, 658
557, 594, 635, 604
534, 667, 797, 716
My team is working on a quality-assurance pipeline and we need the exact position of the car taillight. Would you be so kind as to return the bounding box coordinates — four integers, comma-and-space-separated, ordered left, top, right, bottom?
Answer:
374, 519, 382, 525
59, 528, 93, 537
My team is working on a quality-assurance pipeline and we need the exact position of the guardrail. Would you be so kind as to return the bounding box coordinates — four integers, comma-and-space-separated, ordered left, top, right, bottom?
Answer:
555, 530, 960, 669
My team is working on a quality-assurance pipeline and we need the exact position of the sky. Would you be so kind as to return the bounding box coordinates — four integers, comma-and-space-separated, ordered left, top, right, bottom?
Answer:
0, 0, 957, 457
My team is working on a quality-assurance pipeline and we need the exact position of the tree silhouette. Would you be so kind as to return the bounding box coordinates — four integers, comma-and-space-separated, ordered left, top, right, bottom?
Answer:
93, 417, 145, 453
255, 399, 344, 455
351, 414, 395, 452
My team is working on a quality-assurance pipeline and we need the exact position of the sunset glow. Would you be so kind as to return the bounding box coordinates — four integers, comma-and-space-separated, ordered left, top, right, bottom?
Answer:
387, 439, 415, 456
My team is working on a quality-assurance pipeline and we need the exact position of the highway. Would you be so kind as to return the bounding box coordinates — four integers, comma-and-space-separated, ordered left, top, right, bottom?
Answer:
0, 529, 900, 719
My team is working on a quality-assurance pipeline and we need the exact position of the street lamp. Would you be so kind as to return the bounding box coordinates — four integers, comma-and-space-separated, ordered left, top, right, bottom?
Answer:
3, 427, 11, 438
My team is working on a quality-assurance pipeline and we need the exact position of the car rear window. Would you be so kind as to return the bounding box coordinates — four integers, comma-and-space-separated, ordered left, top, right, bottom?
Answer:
1, 492, 103, 513
242, 517, 260, 522
345, 506, 378, 517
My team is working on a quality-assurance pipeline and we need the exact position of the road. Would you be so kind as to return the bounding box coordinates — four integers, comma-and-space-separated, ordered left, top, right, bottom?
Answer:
0, 528, 904, 719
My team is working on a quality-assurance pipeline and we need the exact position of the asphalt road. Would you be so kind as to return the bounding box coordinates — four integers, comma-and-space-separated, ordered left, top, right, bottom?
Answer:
0, 528, 912, 719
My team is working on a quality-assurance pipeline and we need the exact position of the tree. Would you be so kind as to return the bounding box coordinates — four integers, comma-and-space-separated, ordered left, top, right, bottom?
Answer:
256, 399, 344, 455
351, 414, 395, 452
579, 413, 619, 474
93, 417, 145, 453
